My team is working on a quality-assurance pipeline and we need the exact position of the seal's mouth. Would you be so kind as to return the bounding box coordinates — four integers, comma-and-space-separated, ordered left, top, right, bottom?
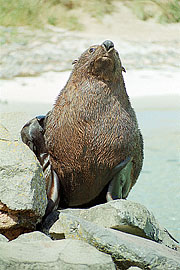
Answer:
94, 53, 114, 75
101, 56, 111, 60
88, 40, 118, 79
100, 41, 116, 66
101, 40, 116, 62
91, 41, 116, 74
102, 45, 114, 54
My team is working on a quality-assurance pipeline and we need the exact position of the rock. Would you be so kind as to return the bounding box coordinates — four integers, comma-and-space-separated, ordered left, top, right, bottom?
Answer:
0, 237, 115, 269
0, 112, 35, 141
54, 200, 178, 250
0, 112, 47, 240
0, 234, 8, 242
49, 212, 180, 270
12, 231, 52, 243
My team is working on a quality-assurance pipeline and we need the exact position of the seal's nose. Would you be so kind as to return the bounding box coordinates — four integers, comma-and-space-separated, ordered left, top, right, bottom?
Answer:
103, 40, 114, 51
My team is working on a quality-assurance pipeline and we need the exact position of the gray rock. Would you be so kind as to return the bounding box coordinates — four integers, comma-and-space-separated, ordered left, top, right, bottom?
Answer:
12, 231, 52, 243
0, 112, 47, 239
0, 140, 46, 214
0, 238, 115, 270
0, 112, 35, 141
57, 200, 178, 250
49, 212, 180, 270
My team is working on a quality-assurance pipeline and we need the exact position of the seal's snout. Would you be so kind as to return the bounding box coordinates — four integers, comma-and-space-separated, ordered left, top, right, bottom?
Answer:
102, 40, 114, 51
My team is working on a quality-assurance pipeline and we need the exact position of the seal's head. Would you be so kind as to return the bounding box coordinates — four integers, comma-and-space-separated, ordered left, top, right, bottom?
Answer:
72, 40, 125, 82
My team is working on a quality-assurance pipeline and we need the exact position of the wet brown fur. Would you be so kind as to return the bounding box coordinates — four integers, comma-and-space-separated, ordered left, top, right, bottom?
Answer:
44, 43, 143, 207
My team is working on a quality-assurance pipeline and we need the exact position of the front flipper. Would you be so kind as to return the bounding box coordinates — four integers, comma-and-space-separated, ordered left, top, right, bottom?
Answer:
106, 157, 133, 201
21, 116, 46, 164
21, 112, 51, 164
21, 113, 61, 220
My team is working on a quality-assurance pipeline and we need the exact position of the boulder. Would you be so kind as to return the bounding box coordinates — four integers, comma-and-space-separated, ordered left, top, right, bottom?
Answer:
0, 112, 47, 240
53, 200, 178, 250
49, 212, 180, 270
0, 232, 115, 270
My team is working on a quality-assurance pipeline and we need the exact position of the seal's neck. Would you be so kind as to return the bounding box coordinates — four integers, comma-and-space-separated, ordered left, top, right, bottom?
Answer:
106, 72, 132, 112
67, 69, 132, 114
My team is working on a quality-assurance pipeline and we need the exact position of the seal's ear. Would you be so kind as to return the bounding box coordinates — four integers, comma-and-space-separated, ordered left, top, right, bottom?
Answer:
72, 59, 78, 65
122, 66, 126, 73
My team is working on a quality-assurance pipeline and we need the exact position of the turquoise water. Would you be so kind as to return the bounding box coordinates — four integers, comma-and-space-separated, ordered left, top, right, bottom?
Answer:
129, 109, 180, 242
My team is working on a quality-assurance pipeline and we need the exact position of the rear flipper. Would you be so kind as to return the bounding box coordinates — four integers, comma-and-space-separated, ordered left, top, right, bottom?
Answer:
106, 157, 133, 201
21, 114, 61, 219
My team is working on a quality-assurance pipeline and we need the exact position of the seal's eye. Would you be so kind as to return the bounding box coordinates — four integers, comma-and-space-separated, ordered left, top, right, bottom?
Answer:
89, 47, 96, 54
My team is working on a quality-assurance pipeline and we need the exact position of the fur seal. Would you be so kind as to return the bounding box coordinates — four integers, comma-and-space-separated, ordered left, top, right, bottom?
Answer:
43, 40, 144, 210
21, 40, 143, 217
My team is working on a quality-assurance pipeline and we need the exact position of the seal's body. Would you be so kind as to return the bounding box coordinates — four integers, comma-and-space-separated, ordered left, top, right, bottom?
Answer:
44, 40, 143, 208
